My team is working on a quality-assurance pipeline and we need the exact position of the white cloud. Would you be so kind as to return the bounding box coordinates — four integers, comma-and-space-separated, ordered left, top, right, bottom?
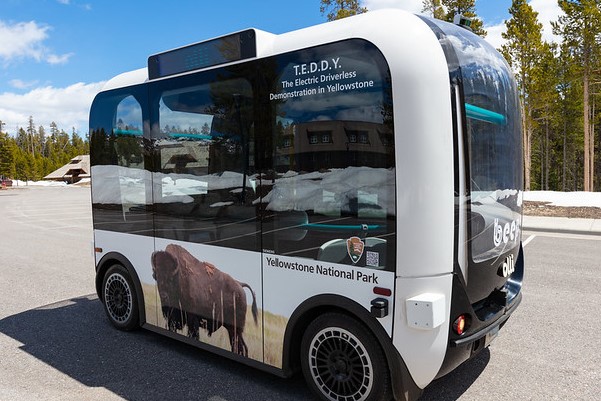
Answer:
0, 21, 49, 64
47, 52, 74, 65
530, 0, 564, 44
0, 81, 106, 134
363, 0, 423, 14
0, 20, 73, 66
9, 79, 39, 89
484, 22, 506, 49
484, 0, 564, 49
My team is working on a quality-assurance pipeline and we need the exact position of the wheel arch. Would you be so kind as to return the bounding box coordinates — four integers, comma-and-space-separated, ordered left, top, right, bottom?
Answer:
95, 252, 146, 326
281, 294, 422, 401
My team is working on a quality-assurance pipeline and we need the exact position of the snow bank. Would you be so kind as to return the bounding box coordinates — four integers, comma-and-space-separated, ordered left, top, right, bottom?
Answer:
11, 180, 68, 187
524, 191, 601, 208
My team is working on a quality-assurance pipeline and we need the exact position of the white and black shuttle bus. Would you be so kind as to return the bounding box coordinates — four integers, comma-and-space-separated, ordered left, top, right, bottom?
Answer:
90, 9, 523, 401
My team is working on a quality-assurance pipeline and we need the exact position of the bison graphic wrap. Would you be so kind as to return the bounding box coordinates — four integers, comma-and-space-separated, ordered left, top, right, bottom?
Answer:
151, 244, 258, 356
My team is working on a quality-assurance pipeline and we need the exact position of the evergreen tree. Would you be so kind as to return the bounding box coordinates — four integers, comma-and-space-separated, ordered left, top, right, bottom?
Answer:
556, 43, 583, 191
320, 0, 367, 21
501, 0, 545, 191
2, 119, 90, 181
27, 116, 36, 156
422, 0, 445, 19
531, 43, 561, 190
423, 0, 486, 36
554, 0, 601, 191
37, 125, 47, 157
0, 132, 16, 178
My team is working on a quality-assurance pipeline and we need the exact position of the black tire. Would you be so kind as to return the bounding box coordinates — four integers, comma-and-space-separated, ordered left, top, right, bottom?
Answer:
101, 264, 140, 331
300, 313, 392, 401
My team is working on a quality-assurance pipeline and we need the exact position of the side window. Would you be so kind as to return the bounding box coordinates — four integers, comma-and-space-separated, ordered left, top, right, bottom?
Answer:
90, 90, 152, 234
152, 75, 259, 251
262, 40, 396, 271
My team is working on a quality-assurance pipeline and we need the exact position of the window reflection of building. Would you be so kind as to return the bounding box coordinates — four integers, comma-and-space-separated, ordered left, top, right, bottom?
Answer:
159, 142, 210, 175
275, 120, 393, 172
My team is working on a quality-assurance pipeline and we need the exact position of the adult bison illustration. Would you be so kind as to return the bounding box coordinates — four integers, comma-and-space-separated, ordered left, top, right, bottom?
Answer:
151, 244, 258, 356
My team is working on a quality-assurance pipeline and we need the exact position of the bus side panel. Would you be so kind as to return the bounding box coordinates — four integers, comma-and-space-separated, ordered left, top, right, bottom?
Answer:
393, 274, 453, 389
152, 239, 264, 363
263, 253, 395, 369
94, 230, 158, 327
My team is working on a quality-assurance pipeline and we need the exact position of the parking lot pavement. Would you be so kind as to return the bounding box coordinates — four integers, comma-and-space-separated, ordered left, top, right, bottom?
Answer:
1, 186, 600, 401
0, 186, 95, 318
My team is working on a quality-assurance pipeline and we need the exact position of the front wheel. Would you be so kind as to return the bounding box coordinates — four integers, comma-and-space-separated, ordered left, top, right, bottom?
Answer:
300, 313, 392, 401
101, 264, 140, 331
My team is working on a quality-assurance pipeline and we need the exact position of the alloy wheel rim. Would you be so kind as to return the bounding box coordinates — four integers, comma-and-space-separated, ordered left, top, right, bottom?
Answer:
105, 273, 132, 323
308, 327, 373, 401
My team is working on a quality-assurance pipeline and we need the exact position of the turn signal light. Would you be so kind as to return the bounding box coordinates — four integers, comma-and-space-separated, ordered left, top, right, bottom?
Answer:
453, 315, 467, 335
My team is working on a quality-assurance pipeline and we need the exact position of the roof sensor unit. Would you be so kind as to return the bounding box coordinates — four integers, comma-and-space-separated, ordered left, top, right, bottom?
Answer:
453, 14, 473, 31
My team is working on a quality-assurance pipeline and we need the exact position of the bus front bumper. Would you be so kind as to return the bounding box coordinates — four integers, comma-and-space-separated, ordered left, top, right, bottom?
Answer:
435, 290, 522, 379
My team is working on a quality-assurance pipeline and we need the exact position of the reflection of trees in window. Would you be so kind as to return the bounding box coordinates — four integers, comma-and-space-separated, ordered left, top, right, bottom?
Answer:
275, 120, 295, 147
159, 78, 253, 176
160, 124, 202, 135
90, 128, 118, 166
115, 135, 143, 167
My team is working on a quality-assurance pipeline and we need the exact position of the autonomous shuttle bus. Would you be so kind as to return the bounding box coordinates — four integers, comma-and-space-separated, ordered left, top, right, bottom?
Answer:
90, 9, 524, 401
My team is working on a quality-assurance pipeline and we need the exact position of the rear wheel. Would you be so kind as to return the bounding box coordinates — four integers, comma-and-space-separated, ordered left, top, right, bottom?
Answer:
102, 264, 139, 330
301, 313, 391, 401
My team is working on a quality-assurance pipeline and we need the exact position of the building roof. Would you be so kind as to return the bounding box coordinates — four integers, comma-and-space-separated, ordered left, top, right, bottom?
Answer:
44, 155, 90, 181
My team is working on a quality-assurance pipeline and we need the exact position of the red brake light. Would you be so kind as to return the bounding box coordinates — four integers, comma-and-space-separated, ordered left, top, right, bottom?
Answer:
453, 315, 466, 335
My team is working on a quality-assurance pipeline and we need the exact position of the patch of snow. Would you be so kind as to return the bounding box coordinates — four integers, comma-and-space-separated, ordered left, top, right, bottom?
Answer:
524, 191, 601, 208
11, 180, 67, 187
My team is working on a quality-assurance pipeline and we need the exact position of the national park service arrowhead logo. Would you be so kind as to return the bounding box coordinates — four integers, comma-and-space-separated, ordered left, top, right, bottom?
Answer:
347, 237, 365, 264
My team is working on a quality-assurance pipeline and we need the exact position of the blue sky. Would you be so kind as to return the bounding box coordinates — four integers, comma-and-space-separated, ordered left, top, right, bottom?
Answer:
0, 0, 561, 136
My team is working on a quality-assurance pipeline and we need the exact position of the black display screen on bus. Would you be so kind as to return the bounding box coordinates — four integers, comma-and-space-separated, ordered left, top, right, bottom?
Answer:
148, 29, 256, 80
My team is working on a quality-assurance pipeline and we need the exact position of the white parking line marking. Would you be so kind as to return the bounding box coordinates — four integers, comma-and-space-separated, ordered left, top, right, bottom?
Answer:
522, 234, 536, 248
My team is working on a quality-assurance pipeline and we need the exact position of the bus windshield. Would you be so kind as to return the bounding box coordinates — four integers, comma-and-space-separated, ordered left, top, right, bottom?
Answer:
435, 21, 523, 263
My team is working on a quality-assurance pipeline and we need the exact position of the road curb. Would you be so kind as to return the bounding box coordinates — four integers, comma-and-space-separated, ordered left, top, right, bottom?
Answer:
523, 215, 601, 236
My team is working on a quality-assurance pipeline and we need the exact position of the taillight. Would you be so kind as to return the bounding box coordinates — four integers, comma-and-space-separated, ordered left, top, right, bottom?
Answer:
373, 286, 392, 297
453, 315, 467, 335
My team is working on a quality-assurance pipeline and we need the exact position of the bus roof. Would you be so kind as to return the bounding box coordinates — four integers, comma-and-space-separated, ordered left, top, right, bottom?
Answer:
101, 8, 433, 92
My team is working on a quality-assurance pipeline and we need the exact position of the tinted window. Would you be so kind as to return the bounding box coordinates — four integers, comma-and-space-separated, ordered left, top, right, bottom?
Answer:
437, 23, 523, 263
90, 89, 153, 235
261, 39, 396, 271
150, 74, 259, 251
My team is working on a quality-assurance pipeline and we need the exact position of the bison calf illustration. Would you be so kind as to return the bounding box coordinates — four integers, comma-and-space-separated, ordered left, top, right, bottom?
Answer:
151, 244, 258, 356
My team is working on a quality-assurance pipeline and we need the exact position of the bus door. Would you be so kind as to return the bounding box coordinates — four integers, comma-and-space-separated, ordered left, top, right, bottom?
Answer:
148, 68, 264, 361
259, 39, 398, 369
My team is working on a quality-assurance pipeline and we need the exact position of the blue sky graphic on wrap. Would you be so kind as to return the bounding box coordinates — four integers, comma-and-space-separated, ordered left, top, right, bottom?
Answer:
0, 0, 562, 136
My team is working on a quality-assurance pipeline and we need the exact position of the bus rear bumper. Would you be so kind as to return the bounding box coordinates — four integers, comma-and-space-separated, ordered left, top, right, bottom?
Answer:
435, 290, 522, 379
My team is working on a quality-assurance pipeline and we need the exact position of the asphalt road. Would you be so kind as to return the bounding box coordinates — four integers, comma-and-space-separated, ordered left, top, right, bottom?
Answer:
0, 186, 599, 401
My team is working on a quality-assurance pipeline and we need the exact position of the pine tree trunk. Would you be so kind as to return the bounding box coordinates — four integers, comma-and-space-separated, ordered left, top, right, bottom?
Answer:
545, 117, 550, 190
563, 119, 567, 192
584, 69, 591, 191
522, 99, 531, 191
